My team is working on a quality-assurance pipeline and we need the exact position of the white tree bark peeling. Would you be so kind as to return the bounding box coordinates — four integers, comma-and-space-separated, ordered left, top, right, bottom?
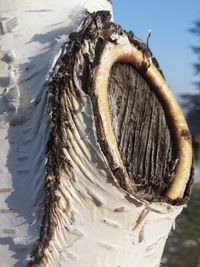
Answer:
0, 1, 112, 266
0, 2, 193, 267
38, 75, 184, 266
28, 12, 192, 266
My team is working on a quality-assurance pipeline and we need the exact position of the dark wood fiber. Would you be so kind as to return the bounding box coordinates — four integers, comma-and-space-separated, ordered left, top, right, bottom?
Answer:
108, 63, 176, 196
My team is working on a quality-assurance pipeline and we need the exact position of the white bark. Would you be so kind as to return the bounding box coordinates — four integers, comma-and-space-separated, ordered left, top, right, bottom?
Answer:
0, 1, 112, 266
0, 1, 192, 267
41, 82, 183, 266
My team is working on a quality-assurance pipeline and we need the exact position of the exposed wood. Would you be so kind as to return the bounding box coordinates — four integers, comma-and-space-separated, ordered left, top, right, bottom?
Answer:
0, 3, 193, 266
28, 11, 193, 266
108, 63, 175, 197
91, 26, 193, 201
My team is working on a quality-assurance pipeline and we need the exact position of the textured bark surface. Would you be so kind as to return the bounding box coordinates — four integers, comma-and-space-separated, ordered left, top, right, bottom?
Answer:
0, 0, 193, 265
108, 63, 176, 197
25, 11, 193, 266
0, 2, 113, 267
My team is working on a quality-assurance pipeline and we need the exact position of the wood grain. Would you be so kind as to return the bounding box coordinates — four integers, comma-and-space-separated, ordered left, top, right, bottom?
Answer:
108, 63, 176, 196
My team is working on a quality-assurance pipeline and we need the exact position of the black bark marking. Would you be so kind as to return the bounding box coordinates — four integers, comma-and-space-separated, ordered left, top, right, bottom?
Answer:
181, 129, 192, 143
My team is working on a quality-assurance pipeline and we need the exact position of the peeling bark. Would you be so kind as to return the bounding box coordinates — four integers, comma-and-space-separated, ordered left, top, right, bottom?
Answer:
29, 11, 193, 266
0, 3, 193, 267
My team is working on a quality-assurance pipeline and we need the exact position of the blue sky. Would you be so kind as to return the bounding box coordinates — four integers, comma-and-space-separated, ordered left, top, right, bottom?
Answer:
112, 0, 200, 98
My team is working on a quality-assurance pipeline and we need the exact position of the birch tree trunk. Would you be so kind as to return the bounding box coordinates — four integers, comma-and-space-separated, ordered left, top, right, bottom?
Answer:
0, 1, 193, 267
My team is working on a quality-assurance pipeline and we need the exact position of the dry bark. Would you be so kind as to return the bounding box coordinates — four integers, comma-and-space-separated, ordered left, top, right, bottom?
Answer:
0, 0, 193, 264
28, 11, 193, 266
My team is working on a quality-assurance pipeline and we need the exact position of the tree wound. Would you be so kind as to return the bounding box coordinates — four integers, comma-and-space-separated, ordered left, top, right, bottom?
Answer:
108, 63, 176, 197
28, 11, 193, 266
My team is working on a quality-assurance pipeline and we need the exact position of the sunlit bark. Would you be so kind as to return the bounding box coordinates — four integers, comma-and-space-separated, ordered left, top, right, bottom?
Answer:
0, 2, 193, 267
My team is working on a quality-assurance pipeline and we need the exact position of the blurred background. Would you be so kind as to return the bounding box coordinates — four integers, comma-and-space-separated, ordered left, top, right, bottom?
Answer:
113, 1, 200, 266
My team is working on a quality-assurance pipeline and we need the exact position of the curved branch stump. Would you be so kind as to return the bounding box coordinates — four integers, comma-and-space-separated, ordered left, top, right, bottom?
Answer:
29, 11, 193, 266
